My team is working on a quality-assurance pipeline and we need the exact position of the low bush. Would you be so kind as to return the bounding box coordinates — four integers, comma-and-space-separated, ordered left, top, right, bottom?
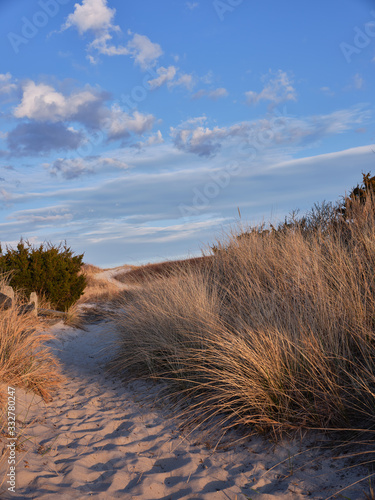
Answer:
0, 240, 86, 311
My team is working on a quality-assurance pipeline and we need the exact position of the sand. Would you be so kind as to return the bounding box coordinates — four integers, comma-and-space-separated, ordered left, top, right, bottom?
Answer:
0, 276, 372, 499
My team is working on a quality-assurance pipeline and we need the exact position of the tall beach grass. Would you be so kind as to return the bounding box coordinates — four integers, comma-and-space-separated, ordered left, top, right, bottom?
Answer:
111, 197, 375, 439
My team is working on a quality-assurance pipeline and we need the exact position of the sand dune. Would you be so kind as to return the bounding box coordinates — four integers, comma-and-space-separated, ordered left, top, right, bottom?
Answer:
0, 311, 370, 499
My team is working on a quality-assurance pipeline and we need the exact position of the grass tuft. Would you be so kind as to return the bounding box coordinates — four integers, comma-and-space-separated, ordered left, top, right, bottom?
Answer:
0, 276, 63, 404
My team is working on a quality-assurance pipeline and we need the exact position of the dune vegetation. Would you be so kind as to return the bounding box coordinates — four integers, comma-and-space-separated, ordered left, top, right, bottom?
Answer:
111, 174, 375, 446
0, 276, 63, 406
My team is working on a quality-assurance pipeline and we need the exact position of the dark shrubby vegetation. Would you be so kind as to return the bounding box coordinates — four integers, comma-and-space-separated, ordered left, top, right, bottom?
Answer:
0, 240, 86, 311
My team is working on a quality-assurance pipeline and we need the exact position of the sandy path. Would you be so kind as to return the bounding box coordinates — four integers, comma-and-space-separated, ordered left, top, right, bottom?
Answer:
95, 266, 134, 290
0, 318, 369, 499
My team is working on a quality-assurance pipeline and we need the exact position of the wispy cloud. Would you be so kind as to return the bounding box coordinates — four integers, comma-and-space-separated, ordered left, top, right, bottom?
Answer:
192, 88, 228, 100
148, 66, 177, 89
171, 106, 370, 157
186, 2, 199, 10
0, 73, 17, 95
353, 73, 364, 89
168, 73, 195, 91
133, 131, 164, 149
246, 70, 297, 107
320, 86, 335, 97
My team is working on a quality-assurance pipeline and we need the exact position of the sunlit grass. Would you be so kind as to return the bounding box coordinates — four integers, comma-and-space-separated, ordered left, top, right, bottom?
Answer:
0, 276, 63, 404
111, 197, 375, 438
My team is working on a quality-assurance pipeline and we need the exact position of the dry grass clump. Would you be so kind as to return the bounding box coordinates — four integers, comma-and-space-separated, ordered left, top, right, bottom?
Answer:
112, 197, 375, 438
0, 277, 62, 405
110, 270, 221, 379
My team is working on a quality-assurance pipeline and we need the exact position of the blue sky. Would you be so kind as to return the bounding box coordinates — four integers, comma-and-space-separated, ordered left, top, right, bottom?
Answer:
0, 0, 374, 266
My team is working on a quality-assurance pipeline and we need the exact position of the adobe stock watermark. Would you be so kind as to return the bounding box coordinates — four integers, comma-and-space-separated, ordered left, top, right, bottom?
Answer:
213, 0, 244, 22
340, 10, 375, 63
6, 387, 16, 494
179, 106, 291, 221
7, 0, 72, 55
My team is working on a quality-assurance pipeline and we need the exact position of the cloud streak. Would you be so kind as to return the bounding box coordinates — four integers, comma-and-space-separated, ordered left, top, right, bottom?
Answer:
46, 156, 130, 179
171, 106, 370, 157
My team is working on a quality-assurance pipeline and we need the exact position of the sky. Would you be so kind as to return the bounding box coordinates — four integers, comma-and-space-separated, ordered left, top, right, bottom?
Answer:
0, 0, 374, 267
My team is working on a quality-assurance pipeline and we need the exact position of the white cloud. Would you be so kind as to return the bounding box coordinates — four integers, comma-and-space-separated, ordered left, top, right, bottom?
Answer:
88, 32, 162, 67
192, 87, 228, 100
246, 70, 297, 106
0, 73, 17, 95
14, 81, 102, 123
148, 66, 177, 89
88, 33, 128, 57
88, 32, 163, 70
125, 33, 163, 69
62, 1, 162, 67
169, 73, 195, 91
63, 0, 116, 34
106, 106, 155, 141
148, 67, 200, 93
171, 117, 240, 157
62, 0, 127, 62
133, 130, 164, 149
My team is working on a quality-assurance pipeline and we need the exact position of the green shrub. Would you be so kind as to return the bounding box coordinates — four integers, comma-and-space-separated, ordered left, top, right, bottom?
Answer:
0, 240, 86, 311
